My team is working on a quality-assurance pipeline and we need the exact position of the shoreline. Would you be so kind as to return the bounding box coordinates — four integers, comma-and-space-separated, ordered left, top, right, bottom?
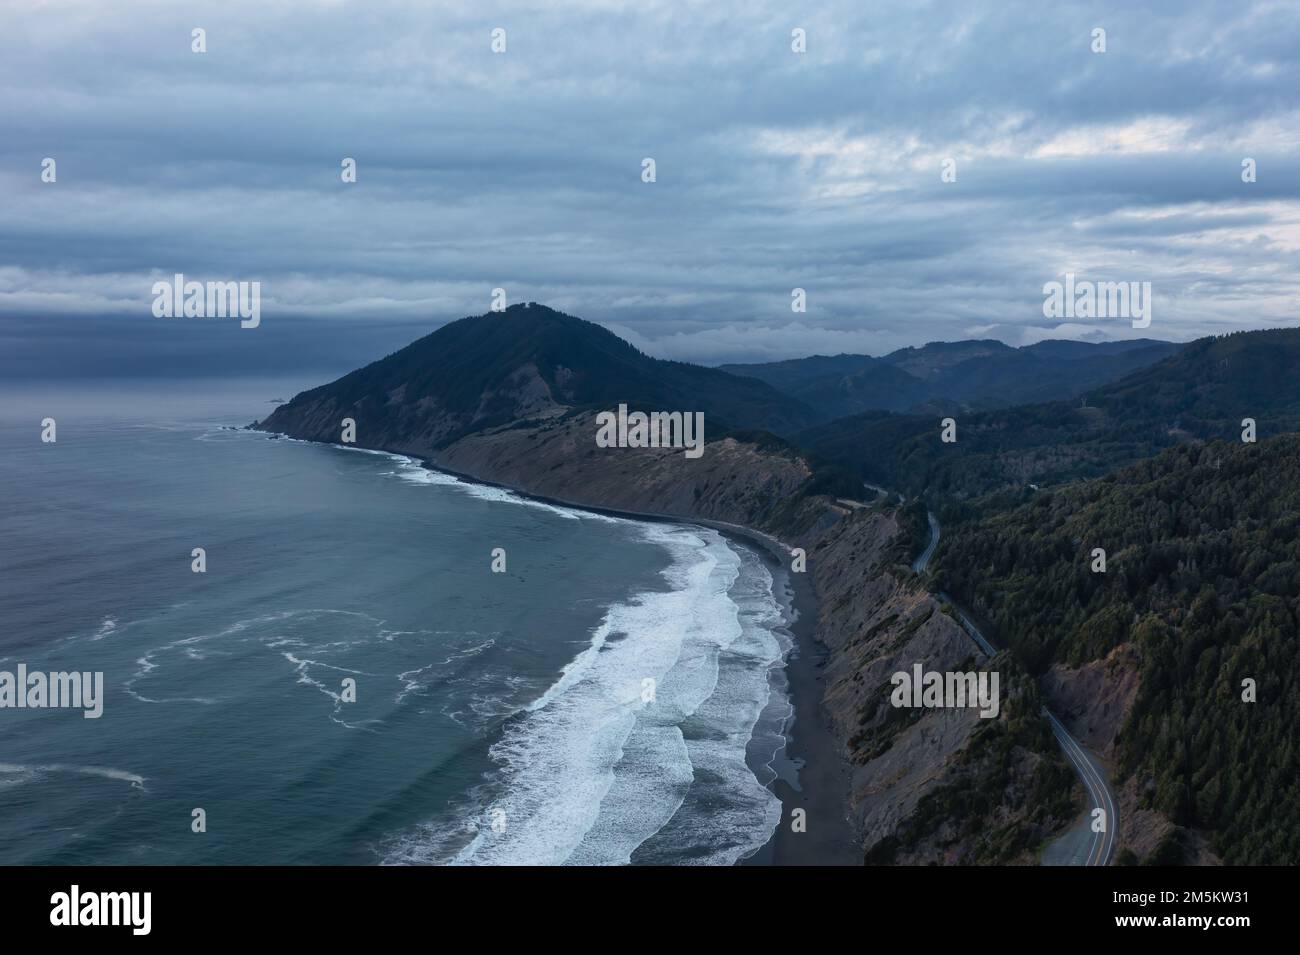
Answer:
412, 455, 861, 866
251, 427, 859, 865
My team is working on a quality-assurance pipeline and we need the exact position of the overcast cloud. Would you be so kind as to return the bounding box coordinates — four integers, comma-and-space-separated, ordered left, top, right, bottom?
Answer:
3, 0, 1299, 377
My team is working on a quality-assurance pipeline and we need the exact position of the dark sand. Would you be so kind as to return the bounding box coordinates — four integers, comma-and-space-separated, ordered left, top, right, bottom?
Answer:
743, 545, 860, 866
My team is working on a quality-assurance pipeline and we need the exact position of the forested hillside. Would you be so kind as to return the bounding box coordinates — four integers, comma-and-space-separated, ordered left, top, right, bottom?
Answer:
933, 435, 1300, 864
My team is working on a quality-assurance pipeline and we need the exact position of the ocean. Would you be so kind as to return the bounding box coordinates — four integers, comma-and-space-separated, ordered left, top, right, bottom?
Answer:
0, 381, 792, 865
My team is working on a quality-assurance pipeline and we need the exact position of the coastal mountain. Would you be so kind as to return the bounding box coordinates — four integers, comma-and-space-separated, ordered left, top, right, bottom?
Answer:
260, 304, 819, 449
796, 328, 1300, 499
720, 338, 1180, 418
933, 434, 1300, 864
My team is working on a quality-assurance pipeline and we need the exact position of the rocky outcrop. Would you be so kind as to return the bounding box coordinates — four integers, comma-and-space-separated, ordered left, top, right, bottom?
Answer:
1041, 643, 1142, 760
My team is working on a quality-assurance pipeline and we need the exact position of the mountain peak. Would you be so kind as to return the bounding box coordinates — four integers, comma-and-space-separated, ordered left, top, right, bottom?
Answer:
260, 305, 818, 451
500, 301, 559, 316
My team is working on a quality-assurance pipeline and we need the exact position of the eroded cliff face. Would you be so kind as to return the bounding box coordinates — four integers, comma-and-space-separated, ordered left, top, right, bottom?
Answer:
809, 513, 981, 843
1041, 644, 1142, 760
435, 412, 812, 528
797, 507, 1073, 863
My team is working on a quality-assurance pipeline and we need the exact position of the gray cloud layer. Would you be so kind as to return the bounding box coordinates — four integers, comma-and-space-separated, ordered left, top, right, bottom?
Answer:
3, 0, 1299, 376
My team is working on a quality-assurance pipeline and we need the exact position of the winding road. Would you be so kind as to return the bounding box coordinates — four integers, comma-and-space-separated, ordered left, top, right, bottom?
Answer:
908, 507, 1117, 865
1043, 707, 1118, 866
910, 511, 940, 574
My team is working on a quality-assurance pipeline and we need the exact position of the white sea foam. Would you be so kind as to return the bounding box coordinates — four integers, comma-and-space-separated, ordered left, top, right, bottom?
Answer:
280, 651, 382, 730
123, 609, 371, 707
0, 762, 147, 790
382, 523, 789, 866
386, 454, 625, 523
637, 544, 788, 863
570, 537, 786, 865
241, 426, 626, 522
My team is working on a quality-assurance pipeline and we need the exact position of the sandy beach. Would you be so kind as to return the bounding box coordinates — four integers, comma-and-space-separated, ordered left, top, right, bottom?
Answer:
745, 549, 860, 866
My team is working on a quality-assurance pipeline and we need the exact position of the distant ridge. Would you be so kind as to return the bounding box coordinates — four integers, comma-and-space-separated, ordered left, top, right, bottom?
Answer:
796, 327, 1300, 498
720, 338, 1181, 417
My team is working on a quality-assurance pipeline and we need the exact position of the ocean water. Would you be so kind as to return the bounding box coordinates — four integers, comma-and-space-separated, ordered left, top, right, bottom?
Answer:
0, 381, 791, 865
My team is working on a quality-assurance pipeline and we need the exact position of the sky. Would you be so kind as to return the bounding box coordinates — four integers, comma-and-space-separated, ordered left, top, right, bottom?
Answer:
3, 0, 1299, 378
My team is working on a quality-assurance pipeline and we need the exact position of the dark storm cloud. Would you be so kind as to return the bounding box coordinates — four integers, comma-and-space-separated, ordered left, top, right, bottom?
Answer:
2, 0, 1298, 375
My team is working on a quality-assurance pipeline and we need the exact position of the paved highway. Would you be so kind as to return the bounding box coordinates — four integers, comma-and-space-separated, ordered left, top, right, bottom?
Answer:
910, 510, 940, 573
1043, 707, 1118, 866
908, 508, 1117, 865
